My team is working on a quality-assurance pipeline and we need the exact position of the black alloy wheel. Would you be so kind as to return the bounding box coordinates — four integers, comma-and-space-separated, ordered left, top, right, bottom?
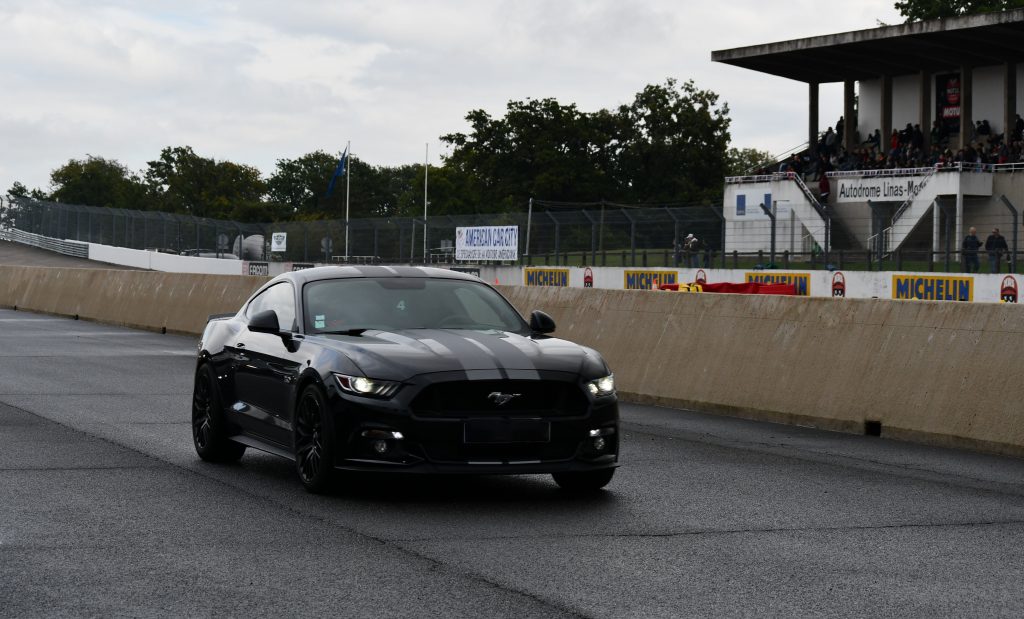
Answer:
192, 364, 246, 462
551, 468, 616, 493
293, 384, 334, 493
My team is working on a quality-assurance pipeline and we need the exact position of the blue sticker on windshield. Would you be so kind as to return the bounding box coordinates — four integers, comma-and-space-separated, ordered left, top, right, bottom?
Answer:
314, 314, 326, 329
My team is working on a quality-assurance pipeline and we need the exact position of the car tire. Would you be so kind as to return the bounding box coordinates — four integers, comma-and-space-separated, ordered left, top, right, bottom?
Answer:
551, 468, 615, 492
293, 384, 335, 494
192, 364, 246, 463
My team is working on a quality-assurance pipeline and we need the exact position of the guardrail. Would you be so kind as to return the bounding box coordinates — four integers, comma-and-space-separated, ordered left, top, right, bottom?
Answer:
0, 227, 89, 259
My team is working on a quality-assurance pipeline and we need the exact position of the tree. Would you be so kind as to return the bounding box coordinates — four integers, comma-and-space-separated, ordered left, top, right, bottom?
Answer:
6, 181, 47, 200
145, 146, 267, 220
894, 0, 1024, 21
268, 151, 423, 221
442, 98, 617, 211
267, 150, 339, 216
440, 79, 731, 209
726, 147, 776, 176
47, 156, 148, 210
615, 79, 731, 203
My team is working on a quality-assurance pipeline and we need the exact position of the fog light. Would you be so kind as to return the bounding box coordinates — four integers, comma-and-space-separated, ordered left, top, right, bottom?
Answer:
373, 440, 389, 454
592, 437, 606, 451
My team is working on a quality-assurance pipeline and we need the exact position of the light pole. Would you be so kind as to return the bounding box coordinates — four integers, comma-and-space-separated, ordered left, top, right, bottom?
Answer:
423, 143, 428, 263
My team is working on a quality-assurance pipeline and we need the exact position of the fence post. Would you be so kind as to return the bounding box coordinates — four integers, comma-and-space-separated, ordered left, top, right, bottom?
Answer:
999, 195, 1018, 273
642, 250, 648, 267
783, 250, 789, 268
732, 250, 738, 269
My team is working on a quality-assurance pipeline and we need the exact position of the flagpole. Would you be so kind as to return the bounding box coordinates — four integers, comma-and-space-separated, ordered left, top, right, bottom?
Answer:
344, 140, 351, 259
423, 143, 428, 262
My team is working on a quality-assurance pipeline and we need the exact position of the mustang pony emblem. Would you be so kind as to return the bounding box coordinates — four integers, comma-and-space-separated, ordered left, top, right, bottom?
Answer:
487, 392, 521, 406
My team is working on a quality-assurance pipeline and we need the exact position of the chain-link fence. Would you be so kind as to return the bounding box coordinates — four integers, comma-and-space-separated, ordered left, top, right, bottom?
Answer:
3, 188, 1023, 273
0, 197, 728, 268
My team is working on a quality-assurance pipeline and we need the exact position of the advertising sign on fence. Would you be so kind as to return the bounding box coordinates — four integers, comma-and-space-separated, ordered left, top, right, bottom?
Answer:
524, 268, 569, 287
746, 272, 811, 296
892, 274, 973, 301
624, 270, 678, 290
456, 226, 518, 261
270, 232, 287, 252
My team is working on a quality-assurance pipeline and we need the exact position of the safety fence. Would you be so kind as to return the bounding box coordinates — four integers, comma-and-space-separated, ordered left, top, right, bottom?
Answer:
4, 181, 1024, 273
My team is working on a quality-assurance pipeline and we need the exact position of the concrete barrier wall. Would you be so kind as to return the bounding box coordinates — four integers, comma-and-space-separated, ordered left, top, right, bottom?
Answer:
498, 285, 1024, 457
0, 265, 266, 334
3, 263, 1024, 457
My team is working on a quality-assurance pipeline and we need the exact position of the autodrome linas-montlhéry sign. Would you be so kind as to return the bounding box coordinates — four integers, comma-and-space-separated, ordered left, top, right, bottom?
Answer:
835, 177, 928, 203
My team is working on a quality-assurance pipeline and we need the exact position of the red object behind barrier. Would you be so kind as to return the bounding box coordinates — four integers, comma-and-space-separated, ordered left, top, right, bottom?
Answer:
701, 282, 798, 295
657, 282, 798, 295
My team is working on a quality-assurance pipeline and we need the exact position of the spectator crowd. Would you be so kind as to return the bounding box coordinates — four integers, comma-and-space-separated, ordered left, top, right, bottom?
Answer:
755, 113, 1024, 179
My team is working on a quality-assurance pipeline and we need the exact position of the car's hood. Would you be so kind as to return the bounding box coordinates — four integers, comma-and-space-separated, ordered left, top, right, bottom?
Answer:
315, 328, 605, 381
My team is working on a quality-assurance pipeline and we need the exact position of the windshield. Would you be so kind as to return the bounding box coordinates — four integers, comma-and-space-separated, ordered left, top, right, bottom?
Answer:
302, 277, 529, 334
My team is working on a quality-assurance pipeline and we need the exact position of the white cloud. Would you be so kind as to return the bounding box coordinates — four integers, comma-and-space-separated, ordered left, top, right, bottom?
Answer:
0, 0, 902, 193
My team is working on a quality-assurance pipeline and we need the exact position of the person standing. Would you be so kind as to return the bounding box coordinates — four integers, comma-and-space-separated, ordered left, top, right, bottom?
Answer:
985, 227, 1008, 273
962, 226, 982, 273
682, 234, 695, 268
685, 234, 702, 268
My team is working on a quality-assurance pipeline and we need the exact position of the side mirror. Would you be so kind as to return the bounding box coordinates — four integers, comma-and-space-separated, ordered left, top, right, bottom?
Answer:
529, 310, 556, 334
248, 309, 280, 334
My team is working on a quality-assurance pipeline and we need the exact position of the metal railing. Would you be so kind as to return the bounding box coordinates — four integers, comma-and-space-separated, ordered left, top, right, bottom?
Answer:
0, 227, 89, 259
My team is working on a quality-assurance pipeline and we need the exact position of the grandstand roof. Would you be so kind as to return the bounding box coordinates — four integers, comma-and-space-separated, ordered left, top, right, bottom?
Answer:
711, 9, 1024, 83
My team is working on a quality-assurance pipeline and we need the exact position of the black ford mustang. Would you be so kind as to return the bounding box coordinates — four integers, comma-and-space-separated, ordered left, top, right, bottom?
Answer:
192, 266, 618, 493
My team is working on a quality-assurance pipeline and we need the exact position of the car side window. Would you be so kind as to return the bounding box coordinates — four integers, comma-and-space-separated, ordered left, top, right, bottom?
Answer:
246, 283, 296, 331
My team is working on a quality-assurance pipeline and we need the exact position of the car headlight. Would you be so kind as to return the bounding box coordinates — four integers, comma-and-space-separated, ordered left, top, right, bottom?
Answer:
334, 373, 401, 398
586, 374, 615, 396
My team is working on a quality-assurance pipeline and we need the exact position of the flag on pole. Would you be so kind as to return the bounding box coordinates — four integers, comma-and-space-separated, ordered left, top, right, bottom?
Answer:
324, 146, 349, 198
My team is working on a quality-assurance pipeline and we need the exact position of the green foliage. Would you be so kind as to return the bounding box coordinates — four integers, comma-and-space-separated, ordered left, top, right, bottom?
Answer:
616, 79, 731, 203
726, 147, 776, 176
267, 151, 422, 220
6, 181, 47, 200
145, 146, 266, 220
48, 156, 147, 209
441, 79, 730, 209
267, 150, 338, 215
894, 0, 1024, 21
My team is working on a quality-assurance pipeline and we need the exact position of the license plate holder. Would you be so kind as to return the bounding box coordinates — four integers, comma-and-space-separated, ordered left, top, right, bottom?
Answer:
463, 419, 551, 444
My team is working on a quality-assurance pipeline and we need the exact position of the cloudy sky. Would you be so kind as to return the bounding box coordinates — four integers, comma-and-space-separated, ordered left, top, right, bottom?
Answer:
0, 0, 902, 192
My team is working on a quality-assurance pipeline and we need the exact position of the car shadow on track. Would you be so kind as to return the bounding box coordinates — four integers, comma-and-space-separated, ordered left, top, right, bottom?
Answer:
228, 451, 619, 507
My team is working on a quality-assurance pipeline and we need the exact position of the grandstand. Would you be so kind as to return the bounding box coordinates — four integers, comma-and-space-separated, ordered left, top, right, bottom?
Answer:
712, 9, 1024, 264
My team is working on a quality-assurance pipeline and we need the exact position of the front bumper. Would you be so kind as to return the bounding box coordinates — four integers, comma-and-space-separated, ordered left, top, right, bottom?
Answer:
325, 380, 619, 475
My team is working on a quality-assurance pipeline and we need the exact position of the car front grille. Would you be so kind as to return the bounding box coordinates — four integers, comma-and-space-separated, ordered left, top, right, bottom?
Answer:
410, 379, 589, 419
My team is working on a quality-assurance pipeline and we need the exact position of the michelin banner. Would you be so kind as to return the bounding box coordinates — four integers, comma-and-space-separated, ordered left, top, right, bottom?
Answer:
456, 226, 519, 261
479, 265, 1022, 304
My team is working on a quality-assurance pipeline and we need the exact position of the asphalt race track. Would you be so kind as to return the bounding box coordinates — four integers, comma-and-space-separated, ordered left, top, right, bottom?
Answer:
4, 309, 1024, 617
